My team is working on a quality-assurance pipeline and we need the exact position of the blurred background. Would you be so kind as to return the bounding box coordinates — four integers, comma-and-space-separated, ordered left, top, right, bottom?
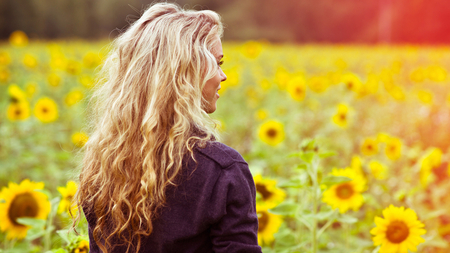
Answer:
2, 1, 450, 253
2, 0, 450, 43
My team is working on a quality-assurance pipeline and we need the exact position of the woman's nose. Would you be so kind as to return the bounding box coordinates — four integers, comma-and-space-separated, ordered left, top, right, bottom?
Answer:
220, 69, 227, 82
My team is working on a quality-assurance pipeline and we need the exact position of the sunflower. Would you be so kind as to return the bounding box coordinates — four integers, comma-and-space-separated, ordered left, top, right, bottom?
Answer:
253, 174, 286, 210
72, 239, 89, 253
410, 68, 425, 83
385, 137, 402, 161
308, 75, 329, 93
79, 75, 94, 88
370, 205, 426, 253
287, 75, 306, 101
369, 160, 388, 180
8, 84, 27, 104
9, 30, 29, 47
361, 137, 379, 156
427, 65, 447, 82
275, 67, 290, 90
0, 67, 10, 83
241, 41, 263, 59
419, 148, 442, 188
258, 120, 285, 146
322, 167, 366, 213
65, 90, 84, 106
341, 72, 362, 93
257, 209, 283, 246
48, 73, 61, 87
0, 51, 11, 65
0, 179, 51, 239
57, 181, 78, 215
23, 54, 38, 69
65, 60, 81, 75
417, 90, 433, 105
71, 132, 89, 148
34, 97, 59, 123
255, 109, 268, 121
7, 102, 31, 121
332, 103, 350, 128
25, 82, 38, 98
83, 52, 101, 69
387, 85, 405, 101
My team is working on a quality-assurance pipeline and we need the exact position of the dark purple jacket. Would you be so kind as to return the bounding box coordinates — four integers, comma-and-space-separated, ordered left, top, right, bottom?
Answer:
85, 142, 262, 253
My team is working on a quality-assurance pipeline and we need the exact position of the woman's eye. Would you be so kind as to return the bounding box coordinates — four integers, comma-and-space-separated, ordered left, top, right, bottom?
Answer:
218, 60, 224, 67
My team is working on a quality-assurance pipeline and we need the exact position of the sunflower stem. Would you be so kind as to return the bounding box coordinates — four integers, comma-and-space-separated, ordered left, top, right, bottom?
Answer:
44, 203, 54, 251
311, 156, 319, 253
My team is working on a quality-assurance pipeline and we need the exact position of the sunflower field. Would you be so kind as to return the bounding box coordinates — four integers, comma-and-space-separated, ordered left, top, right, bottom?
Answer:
1, 30, 450, 252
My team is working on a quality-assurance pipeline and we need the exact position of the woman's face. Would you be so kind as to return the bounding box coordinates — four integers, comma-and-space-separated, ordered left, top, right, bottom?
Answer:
202, 36, 227, 114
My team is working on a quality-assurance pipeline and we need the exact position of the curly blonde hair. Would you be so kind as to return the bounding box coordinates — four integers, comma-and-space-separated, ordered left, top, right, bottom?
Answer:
72, 3, 223, 252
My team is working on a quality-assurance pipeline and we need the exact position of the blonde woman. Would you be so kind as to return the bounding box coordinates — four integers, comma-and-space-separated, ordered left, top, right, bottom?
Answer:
73, 3, 261, 253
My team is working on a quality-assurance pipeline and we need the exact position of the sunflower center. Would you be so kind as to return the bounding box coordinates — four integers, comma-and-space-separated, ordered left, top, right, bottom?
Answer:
258, 211, 269, 232
65, 194, 74, 202
256, 183, 273, 200
339, 113, 346, 121
266, 128, 277, 138
367, 144, 373, 150
295, 87, 303, 94
42, 107, 48, 114
336, 183, 354, 199
15, 108, 22, 116
8, 193, 39, 226
10, 97, 19, 103
386, 220, 409, 243
347, 82, 353, 89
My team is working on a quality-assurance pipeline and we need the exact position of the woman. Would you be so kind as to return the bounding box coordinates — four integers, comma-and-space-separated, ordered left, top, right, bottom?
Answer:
73, 3, 261, 253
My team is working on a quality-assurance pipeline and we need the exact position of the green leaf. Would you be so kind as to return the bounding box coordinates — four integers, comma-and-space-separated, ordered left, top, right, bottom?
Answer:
321, 175, 351, 187
17, 217, 46, 228
287, 152, 302, 158
314, 210, 335, 220
295, 164, 308, 170
57, 229, 71, 244
300, 138, 316, 151
337, 215, 358, 224
300, 152, 314, 163
274, 229, 297, 247
269, 202, 298, 216
318, 151, 336, 158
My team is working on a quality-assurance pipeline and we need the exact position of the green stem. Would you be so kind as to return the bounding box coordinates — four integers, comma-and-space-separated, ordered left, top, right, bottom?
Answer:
311, 157, 319, 253
44, 206, 54, 251
317, 210, 337, 238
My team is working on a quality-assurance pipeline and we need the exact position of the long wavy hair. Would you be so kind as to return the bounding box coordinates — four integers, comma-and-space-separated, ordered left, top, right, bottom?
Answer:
72, 3, 223, 252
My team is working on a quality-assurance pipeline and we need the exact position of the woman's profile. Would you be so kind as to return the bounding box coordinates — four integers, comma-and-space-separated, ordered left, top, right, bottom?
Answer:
73, 2, 262, 253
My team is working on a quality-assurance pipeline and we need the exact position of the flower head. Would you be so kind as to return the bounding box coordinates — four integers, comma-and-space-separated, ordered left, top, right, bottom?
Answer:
254, 174, 286, 210
257, 209, 283, 246
361, 137, 379, 156
34, 97, 59, 123
9, 31, 28, 47
7, 102, 30, 121
370, 205, 426, 253
322, 167, 366, 213
258, 120, 285, 146
0, 179, 51, 239
385, 137, 402, 161
332, 103, 350, 128
72, 132, 89, 148
65, 90, 84, 106
287, 75, 307, 101
57, 181, 78, 215
73, 239, 89, 253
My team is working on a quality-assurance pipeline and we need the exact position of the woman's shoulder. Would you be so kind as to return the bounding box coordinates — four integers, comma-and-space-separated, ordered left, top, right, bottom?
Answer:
194, 141, 247, 169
